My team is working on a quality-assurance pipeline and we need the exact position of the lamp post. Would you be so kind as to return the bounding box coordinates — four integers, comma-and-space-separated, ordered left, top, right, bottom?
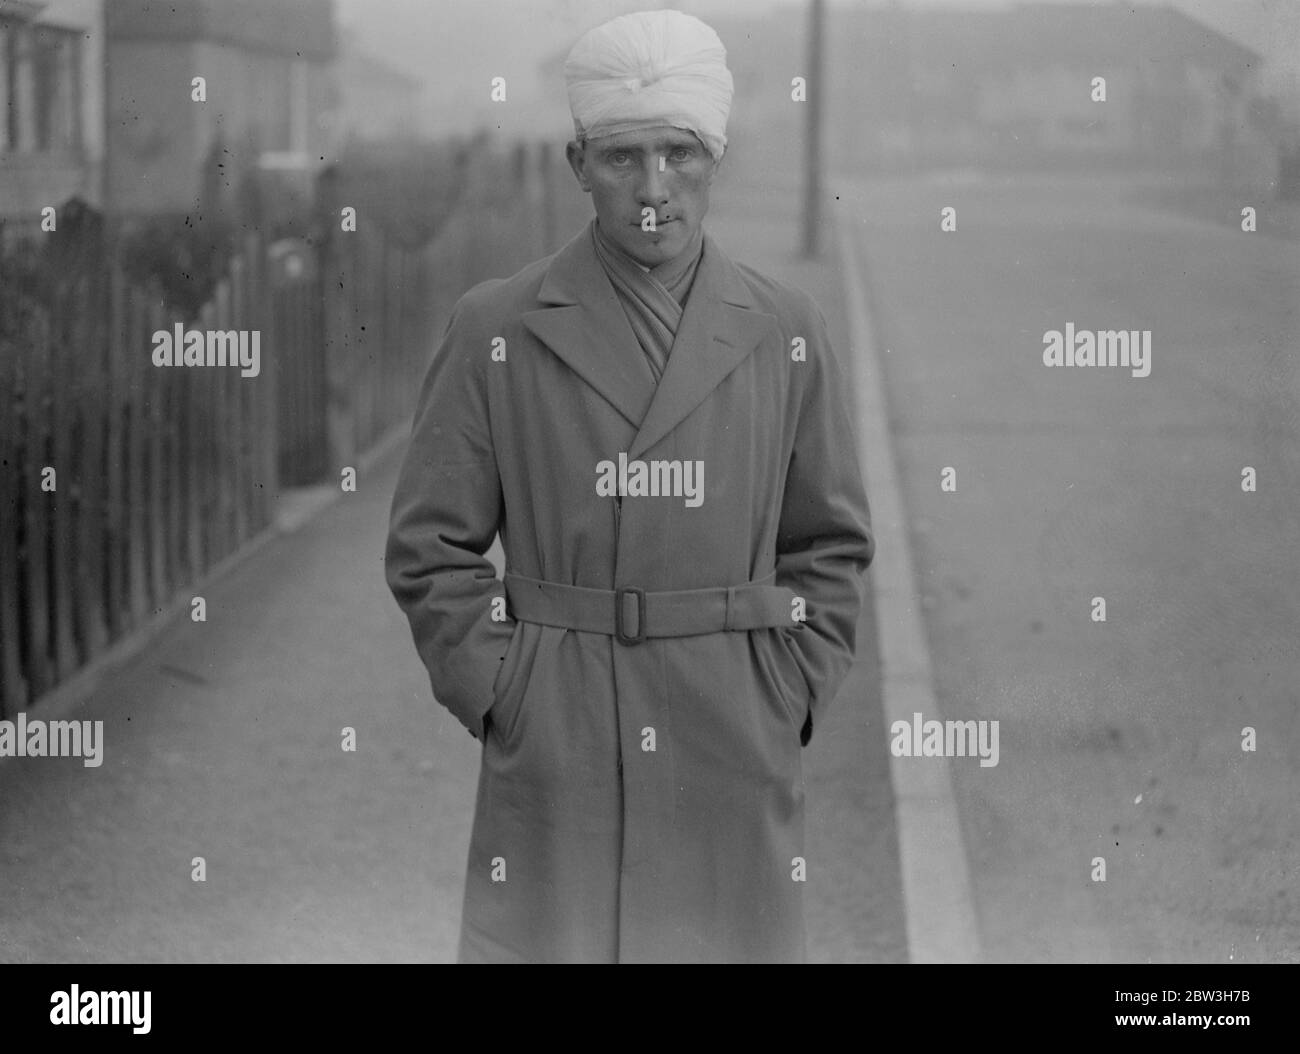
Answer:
801, 0, 826, 258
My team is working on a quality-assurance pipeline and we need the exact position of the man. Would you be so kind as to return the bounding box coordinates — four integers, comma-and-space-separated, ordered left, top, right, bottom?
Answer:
385, 9, 874, 963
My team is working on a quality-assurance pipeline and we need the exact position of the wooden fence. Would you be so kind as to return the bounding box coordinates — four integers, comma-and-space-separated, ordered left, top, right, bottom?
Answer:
0, 233, 278, 712
0, 138, 586, 717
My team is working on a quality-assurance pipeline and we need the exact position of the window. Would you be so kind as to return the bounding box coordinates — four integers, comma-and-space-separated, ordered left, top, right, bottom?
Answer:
32, 25, 80, 154
1, 18, 17, 152
0, 17, 83, 156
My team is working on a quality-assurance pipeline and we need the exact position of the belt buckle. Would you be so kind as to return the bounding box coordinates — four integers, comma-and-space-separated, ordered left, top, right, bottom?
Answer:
615, 586, 647, 645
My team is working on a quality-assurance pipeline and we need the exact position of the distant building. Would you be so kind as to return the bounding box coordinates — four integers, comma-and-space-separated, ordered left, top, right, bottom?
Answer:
704, 2, 1264, 177
0, 0, 107, 235
834, 2, 1262, 173
334, 30, 422, 142
104, 0, 338, 216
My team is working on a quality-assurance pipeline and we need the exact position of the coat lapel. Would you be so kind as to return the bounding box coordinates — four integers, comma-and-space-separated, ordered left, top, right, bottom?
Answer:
627, 231, 776, 460
521, 222, 657, 429
521, 222, 776, 452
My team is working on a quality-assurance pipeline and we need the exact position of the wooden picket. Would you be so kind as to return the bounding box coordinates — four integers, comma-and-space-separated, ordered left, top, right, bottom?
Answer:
104, 265, 127, 641
23, 308, 52, 700
0, 300, 27, 710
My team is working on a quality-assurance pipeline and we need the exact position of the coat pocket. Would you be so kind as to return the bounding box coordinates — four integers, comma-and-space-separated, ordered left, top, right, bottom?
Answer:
488, 621, 531, 746
752, 627, 811, 732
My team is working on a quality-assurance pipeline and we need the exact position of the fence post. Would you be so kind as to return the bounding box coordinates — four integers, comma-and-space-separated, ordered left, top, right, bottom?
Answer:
229, 253, 250, 544
126, 285, 150, 626
77, 268, 110, 661
50, 276, 78, 681
164, 301, 184, 592
147, 292, 168, 607
105, 262, 127, 640
0, 300, 27, 715
246, 231, 277, 527
23, 309, 53, 697
199, 294, 219, 565
212, 278, 235, 563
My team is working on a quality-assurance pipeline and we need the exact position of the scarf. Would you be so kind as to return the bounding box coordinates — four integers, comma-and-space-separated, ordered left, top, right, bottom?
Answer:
591, 218, 704, 382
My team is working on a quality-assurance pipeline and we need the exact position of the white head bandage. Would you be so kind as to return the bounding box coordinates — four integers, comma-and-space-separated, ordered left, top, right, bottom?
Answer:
564, 9, 734, 162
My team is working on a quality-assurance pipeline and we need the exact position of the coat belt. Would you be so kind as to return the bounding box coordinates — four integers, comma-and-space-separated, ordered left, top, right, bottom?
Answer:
503, 571, 798, 645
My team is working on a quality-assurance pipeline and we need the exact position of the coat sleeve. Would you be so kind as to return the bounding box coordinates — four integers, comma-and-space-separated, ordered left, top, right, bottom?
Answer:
384, 291, 513, 741
773, 295, 875, 746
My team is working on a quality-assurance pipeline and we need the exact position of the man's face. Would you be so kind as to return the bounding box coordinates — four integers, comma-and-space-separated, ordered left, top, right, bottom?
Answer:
566, 126, 720, 268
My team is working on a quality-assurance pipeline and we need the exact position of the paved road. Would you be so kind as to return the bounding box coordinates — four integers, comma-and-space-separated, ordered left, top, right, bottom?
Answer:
837, 171, 1300, 962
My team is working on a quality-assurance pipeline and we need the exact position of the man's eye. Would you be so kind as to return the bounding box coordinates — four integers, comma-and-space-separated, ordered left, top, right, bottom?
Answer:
609, 152, 631, 165
670, 148, 692, 161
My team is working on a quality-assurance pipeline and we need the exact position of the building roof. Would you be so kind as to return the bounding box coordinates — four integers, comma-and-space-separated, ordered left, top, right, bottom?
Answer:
338, 33, 423, 92
107, 0, 336, 60
847, 2, 1260, 78
678, 3, 1262, 84
1014, 3, 1256, 71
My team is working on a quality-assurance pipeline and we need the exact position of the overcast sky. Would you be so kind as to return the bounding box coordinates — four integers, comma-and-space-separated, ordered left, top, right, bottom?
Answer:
333, 0, 1300, 137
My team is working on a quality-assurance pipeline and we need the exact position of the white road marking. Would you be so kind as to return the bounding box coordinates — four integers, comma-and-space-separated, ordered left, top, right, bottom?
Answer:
838, 219, 982, 963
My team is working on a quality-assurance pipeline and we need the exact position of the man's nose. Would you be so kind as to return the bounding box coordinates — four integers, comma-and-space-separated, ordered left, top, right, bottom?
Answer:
636, 157, 670, 206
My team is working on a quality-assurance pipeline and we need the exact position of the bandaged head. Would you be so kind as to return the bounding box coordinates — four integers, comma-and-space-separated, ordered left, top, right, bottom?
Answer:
564, 9, 734, 162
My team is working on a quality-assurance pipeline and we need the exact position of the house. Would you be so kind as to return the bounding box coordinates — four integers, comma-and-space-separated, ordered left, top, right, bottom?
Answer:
104, 0, 338, 216
828, 2, 1263, 173
333, 29, 422, 142
696, 2, 1264, 177
0, 0, 107, 239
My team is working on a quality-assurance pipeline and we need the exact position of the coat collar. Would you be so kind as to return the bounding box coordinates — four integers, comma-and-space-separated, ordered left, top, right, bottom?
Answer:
522, 220, 776, 459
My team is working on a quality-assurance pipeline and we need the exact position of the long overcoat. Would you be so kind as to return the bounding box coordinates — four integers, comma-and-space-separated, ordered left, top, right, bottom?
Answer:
385, 221, 874, 963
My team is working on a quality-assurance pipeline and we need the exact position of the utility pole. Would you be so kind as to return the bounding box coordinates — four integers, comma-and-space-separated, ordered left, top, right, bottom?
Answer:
801, 0, 825, 258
